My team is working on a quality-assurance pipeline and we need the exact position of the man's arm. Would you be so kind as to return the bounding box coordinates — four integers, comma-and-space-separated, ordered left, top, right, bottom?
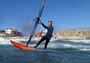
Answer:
41, 22, 48, 29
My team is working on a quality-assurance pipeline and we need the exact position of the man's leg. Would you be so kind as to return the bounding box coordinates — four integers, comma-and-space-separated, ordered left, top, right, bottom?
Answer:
44, 38, 50, 49
34, 37, 46, 48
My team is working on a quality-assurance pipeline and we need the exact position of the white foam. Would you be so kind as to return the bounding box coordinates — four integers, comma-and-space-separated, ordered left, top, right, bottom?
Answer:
68, 40, 90, 43
0, 37, 90, 51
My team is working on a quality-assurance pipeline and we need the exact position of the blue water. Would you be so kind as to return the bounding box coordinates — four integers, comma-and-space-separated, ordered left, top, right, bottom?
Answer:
0, 40, 90, 63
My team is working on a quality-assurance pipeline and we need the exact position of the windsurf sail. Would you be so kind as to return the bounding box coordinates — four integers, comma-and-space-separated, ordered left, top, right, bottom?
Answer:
26, 0, 46, 46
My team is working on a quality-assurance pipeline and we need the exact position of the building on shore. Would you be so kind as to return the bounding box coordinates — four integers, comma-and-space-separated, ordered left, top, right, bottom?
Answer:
0, 30, 6, 37
0, 28, 23, 37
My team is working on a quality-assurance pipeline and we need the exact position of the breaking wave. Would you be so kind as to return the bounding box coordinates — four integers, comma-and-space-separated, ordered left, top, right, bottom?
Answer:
0, 37, 90, 51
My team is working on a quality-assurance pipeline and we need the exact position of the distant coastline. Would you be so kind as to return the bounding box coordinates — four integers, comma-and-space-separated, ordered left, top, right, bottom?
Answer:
55, 28, 90, 40
0, 28, 90, 40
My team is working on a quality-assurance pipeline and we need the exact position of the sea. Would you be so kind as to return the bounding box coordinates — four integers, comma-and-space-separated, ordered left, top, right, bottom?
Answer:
0, 37, 90, 63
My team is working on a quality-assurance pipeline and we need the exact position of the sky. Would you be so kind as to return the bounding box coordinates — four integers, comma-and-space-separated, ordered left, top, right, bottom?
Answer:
0, 0, 90, 33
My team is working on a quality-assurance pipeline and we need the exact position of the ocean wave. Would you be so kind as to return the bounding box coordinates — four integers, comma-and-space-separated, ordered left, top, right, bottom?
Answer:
1, 37, 90, 51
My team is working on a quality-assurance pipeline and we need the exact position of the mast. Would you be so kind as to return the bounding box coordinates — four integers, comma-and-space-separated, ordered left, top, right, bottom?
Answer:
26, 0, 46, 46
